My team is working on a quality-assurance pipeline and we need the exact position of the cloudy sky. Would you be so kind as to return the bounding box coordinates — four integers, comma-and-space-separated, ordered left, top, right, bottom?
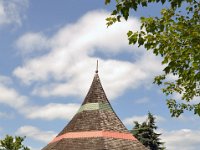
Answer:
0, 0, 200, 150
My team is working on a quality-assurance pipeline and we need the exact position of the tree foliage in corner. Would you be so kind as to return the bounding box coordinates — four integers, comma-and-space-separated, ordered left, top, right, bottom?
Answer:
105, 0, 200, 117
0, 135, 30, 150
131, 112, 165, 150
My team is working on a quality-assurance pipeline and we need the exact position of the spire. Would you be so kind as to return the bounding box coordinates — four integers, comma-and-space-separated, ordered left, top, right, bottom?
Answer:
82, 62, 108, 104
95, 60, 98, 74
42, 62, 148, 150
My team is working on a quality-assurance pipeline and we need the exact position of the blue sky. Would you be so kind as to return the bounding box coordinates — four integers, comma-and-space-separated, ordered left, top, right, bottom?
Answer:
0, 0, 200, 150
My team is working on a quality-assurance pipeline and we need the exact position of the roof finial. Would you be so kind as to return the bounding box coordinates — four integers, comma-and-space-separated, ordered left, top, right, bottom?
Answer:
95, 60, 98, 74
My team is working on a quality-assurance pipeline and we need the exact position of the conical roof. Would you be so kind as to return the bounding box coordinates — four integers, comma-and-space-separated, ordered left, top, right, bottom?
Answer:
42, 69, 147, 150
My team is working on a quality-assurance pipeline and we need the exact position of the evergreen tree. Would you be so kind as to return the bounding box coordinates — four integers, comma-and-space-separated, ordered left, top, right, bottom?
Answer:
0, 135, 30, 150
131, 112, 165, 150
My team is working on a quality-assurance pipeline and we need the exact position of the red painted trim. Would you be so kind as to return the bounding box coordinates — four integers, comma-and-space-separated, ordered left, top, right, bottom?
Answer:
50, 131, 137, 143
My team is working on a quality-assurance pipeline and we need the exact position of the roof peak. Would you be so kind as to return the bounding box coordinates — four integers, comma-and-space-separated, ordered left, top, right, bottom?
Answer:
82, 71, 109, 105
95, 60, 98, 74
42, 62, 148, 150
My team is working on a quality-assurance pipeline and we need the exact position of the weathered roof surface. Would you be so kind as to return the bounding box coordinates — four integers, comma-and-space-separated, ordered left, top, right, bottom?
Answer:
42, 138, 146, 150
42, 72, 147, 150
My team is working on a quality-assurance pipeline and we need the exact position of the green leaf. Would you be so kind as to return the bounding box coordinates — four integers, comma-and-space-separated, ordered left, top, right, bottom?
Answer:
105, 0, 200, 117
105, 0, 111, 5
194, 104, 200, 116
161, 0, 166, 4
138, 37, 145, 46
163, 66, 170, 74
127, 30, 133, 37
141, 1, 147, 7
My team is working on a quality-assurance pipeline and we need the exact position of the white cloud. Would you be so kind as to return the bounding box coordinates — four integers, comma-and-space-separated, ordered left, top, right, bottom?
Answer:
0, 75, 80, 120
31, 59, 151, 99
16, 32, 49, 54
123, 115, 165, 126
24, 103, 80, 120
27, 146, 42, 150
0, 84, 28, 109
0, 84, 80, 120
14, 10, 163, 100
172, 93, 200, 104
0, 112, 13, 119
0, 0, 28, 26
0, 74, 12, 85
161, 129, 200, 150
16, 126, 56, 143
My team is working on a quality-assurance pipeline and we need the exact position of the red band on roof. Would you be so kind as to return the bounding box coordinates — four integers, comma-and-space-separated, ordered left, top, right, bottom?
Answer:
50, 131, 137, 143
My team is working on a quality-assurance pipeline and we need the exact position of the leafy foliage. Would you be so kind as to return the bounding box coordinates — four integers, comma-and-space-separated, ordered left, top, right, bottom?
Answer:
131, 112, 165, 150
0, 135, 30, 150
105, 0, 200, 117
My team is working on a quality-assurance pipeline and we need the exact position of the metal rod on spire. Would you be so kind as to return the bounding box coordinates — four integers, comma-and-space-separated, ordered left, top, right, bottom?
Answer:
96, 60, 98, 73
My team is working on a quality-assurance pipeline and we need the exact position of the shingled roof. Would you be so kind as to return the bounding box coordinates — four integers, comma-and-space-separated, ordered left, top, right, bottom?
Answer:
42, 66, 148, 150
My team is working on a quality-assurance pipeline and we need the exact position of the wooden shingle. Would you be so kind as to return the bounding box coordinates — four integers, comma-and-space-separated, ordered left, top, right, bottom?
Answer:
42, 72, 148, 150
